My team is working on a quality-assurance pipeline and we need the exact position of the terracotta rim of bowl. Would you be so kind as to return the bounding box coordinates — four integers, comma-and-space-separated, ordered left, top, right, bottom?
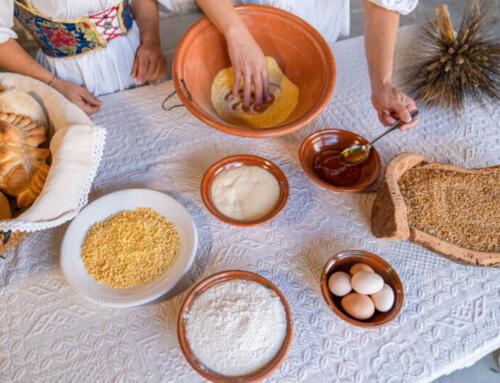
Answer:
177, 270, 294, 383
201, 154, 289, 226
173, 5, 336, 138
320, 250, 404, 328
299, 129, 381, 192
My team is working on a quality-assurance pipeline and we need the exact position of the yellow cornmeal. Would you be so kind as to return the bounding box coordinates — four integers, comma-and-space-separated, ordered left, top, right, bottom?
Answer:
81, 208, 180, 288
211, 56, 299, 129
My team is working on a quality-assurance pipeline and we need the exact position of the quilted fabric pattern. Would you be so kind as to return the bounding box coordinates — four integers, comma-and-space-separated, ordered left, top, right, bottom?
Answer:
0, 28, 498, 382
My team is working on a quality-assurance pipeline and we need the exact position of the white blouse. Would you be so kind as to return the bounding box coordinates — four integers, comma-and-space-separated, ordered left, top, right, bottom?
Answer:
0, 0, 419, 96
236, 0, 418, 43
0, 0, 140, 96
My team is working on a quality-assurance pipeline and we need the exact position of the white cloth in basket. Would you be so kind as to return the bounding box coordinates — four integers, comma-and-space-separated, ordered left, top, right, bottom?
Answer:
0, 73, 105, 232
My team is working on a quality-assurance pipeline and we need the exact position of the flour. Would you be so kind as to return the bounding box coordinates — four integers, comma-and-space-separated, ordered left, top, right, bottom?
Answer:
210, 56, 299, 129
185, 279, 287, 376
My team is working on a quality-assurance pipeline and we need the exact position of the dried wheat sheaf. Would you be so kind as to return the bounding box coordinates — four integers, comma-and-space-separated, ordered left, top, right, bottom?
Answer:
404, 0, 500, 110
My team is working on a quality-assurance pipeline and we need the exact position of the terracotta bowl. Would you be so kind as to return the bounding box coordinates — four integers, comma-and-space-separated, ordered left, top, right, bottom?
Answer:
201, 154, 289, 226
299, 129, 381, 192
321, 250, 404, 328
173, 5, 336, 138
178, 270, 294, 383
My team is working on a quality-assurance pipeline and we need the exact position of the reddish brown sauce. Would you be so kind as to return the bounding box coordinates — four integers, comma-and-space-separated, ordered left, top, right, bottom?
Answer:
313, 148, 362, 187
225, 90, 275, 113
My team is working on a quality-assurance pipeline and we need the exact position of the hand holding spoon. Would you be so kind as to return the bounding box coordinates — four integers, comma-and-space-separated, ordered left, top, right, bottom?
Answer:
339, 110, 419, 166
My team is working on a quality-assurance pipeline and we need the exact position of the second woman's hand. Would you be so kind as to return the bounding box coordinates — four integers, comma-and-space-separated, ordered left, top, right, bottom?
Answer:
131, 40, 167, 85
225, 24, 269, 107
371, 82, 419, 130
52, 78, 102, 115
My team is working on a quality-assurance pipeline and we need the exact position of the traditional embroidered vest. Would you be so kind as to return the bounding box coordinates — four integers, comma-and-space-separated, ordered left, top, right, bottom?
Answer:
13, 0, 133, 58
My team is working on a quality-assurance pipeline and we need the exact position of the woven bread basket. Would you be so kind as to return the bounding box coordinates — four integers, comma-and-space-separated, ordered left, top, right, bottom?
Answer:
0, 73, 106, 258
0, 231, 28, 257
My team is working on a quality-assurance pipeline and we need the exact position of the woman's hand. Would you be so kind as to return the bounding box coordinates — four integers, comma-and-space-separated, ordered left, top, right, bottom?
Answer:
130, 0, 166, 84
131, 40, 167, 85
52, 78, 102, 115
371, 82, 419, 130
0, 39, 101, 115
225, 24, 269, 107
195, 0, 268, 106
363, 1, 419, 131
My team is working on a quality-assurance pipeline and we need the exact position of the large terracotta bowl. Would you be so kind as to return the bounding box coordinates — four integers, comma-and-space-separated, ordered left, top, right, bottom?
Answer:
321, 250, 404, 328
201, 154, 289, 226
178, 270, 294, 382
173, 5, 336, 138
299, 129, 381, 192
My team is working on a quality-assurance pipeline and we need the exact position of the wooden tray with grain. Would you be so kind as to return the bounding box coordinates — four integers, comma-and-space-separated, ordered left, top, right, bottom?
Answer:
371, 153, 500, 266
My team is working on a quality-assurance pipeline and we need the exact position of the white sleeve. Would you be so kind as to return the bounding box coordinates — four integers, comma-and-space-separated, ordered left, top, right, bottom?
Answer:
0, 0, 17, 43
157, 0, 173, 12
367, 0, 418, 15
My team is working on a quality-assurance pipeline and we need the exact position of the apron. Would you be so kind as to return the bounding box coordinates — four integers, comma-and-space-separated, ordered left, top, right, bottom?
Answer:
13, 0, 133, 58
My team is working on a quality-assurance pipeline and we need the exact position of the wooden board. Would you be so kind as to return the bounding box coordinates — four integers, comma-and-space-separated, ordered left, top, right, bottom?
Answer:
371, 152, 500, 267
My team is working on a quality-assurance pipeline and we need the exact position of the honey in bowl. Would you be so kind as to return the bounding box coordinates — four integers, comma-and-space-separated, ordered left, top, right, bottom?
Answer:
340, 146, 368, 165
312, 147, 363, 187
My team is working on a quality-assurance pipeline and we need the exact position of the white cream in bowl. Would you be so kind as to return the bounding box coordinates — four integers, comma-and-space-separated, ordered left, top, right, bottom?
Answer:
210, 165, 280, 221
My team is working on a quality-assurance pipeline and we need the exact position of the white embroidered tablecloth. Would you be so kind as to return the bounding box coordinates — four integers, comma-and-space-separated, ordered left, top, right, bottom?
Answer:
1, 27, 499, 383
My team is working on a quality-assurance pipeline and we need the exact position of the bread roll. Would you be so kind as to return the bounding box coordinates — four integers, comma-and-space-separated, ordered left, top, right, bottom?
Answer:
0, 191, 11, 219
0, 89, 48, 130
0, 112, 49, 208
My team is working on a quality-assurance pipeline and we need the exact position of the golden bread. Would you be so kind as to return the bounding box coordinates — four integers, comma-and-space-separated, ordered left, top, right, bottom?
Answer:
0, 89, 48, 129
0, 87, 49, 254
0, 192, 11, 219
0, 112, 49, 209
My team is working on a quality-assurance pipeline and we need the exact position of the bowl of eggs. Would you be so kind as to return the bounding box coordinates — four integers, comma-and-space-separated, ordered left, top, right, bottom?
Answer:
321, 250, 404, 328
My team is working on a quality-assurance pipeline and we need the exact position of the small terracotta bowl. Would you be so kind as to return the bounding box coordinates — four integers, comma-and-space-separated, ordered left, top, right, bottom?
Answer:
321, 250, 404, 328
173, 5, 336, 138
201, 154, 289, 226
299, 129, 381, 192
178, 270, 294, 383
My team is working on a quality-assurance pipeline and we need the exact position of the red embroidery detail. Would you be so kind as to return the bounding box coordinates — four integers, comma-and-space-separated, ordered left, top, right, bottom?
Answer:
89, 6, 122, 42
41, 27, 78, 47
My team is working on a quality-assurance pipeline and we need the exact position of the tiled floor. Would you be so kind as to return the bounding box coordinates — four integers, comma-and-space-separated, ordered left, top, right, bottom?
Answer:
10, 1, 500, 381
436, 349, 500, 383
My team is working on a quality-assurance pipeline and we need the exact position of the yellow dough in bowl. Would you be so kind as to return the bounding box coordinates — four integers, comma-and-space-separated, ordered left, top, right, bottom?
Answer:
211, 56, 299, 129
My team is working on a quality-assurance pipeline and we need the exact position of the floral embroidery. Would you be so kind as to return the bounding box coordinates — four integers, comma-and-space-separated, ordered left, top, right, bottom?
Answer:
41, 27, 78, 48
13, 1, 133, 58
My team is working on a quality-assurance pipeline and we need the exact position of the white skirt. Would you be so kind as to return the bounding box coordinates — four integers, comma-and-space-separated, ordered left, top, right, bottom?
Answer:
37, 23, 141, 97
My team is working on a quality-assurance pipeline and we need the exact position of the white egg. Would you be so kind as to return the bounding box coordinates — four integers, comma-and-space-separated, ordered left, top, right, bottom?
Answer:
371, 283, 395, 312
341, 293, 375, 320
328, 271, 352, 297
349, 263, 374, 275
351, 271, 384, 295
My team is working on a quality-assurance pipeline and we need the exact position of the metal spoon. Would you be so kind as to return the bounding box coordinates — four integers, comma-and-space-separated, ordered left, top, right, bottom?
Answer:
339, 110, 419, 166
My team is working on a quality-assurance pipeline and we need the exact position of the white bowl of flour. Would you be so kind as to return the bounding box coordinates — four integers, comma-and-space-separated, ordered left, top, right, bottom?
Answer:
177, 270, 293, 382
